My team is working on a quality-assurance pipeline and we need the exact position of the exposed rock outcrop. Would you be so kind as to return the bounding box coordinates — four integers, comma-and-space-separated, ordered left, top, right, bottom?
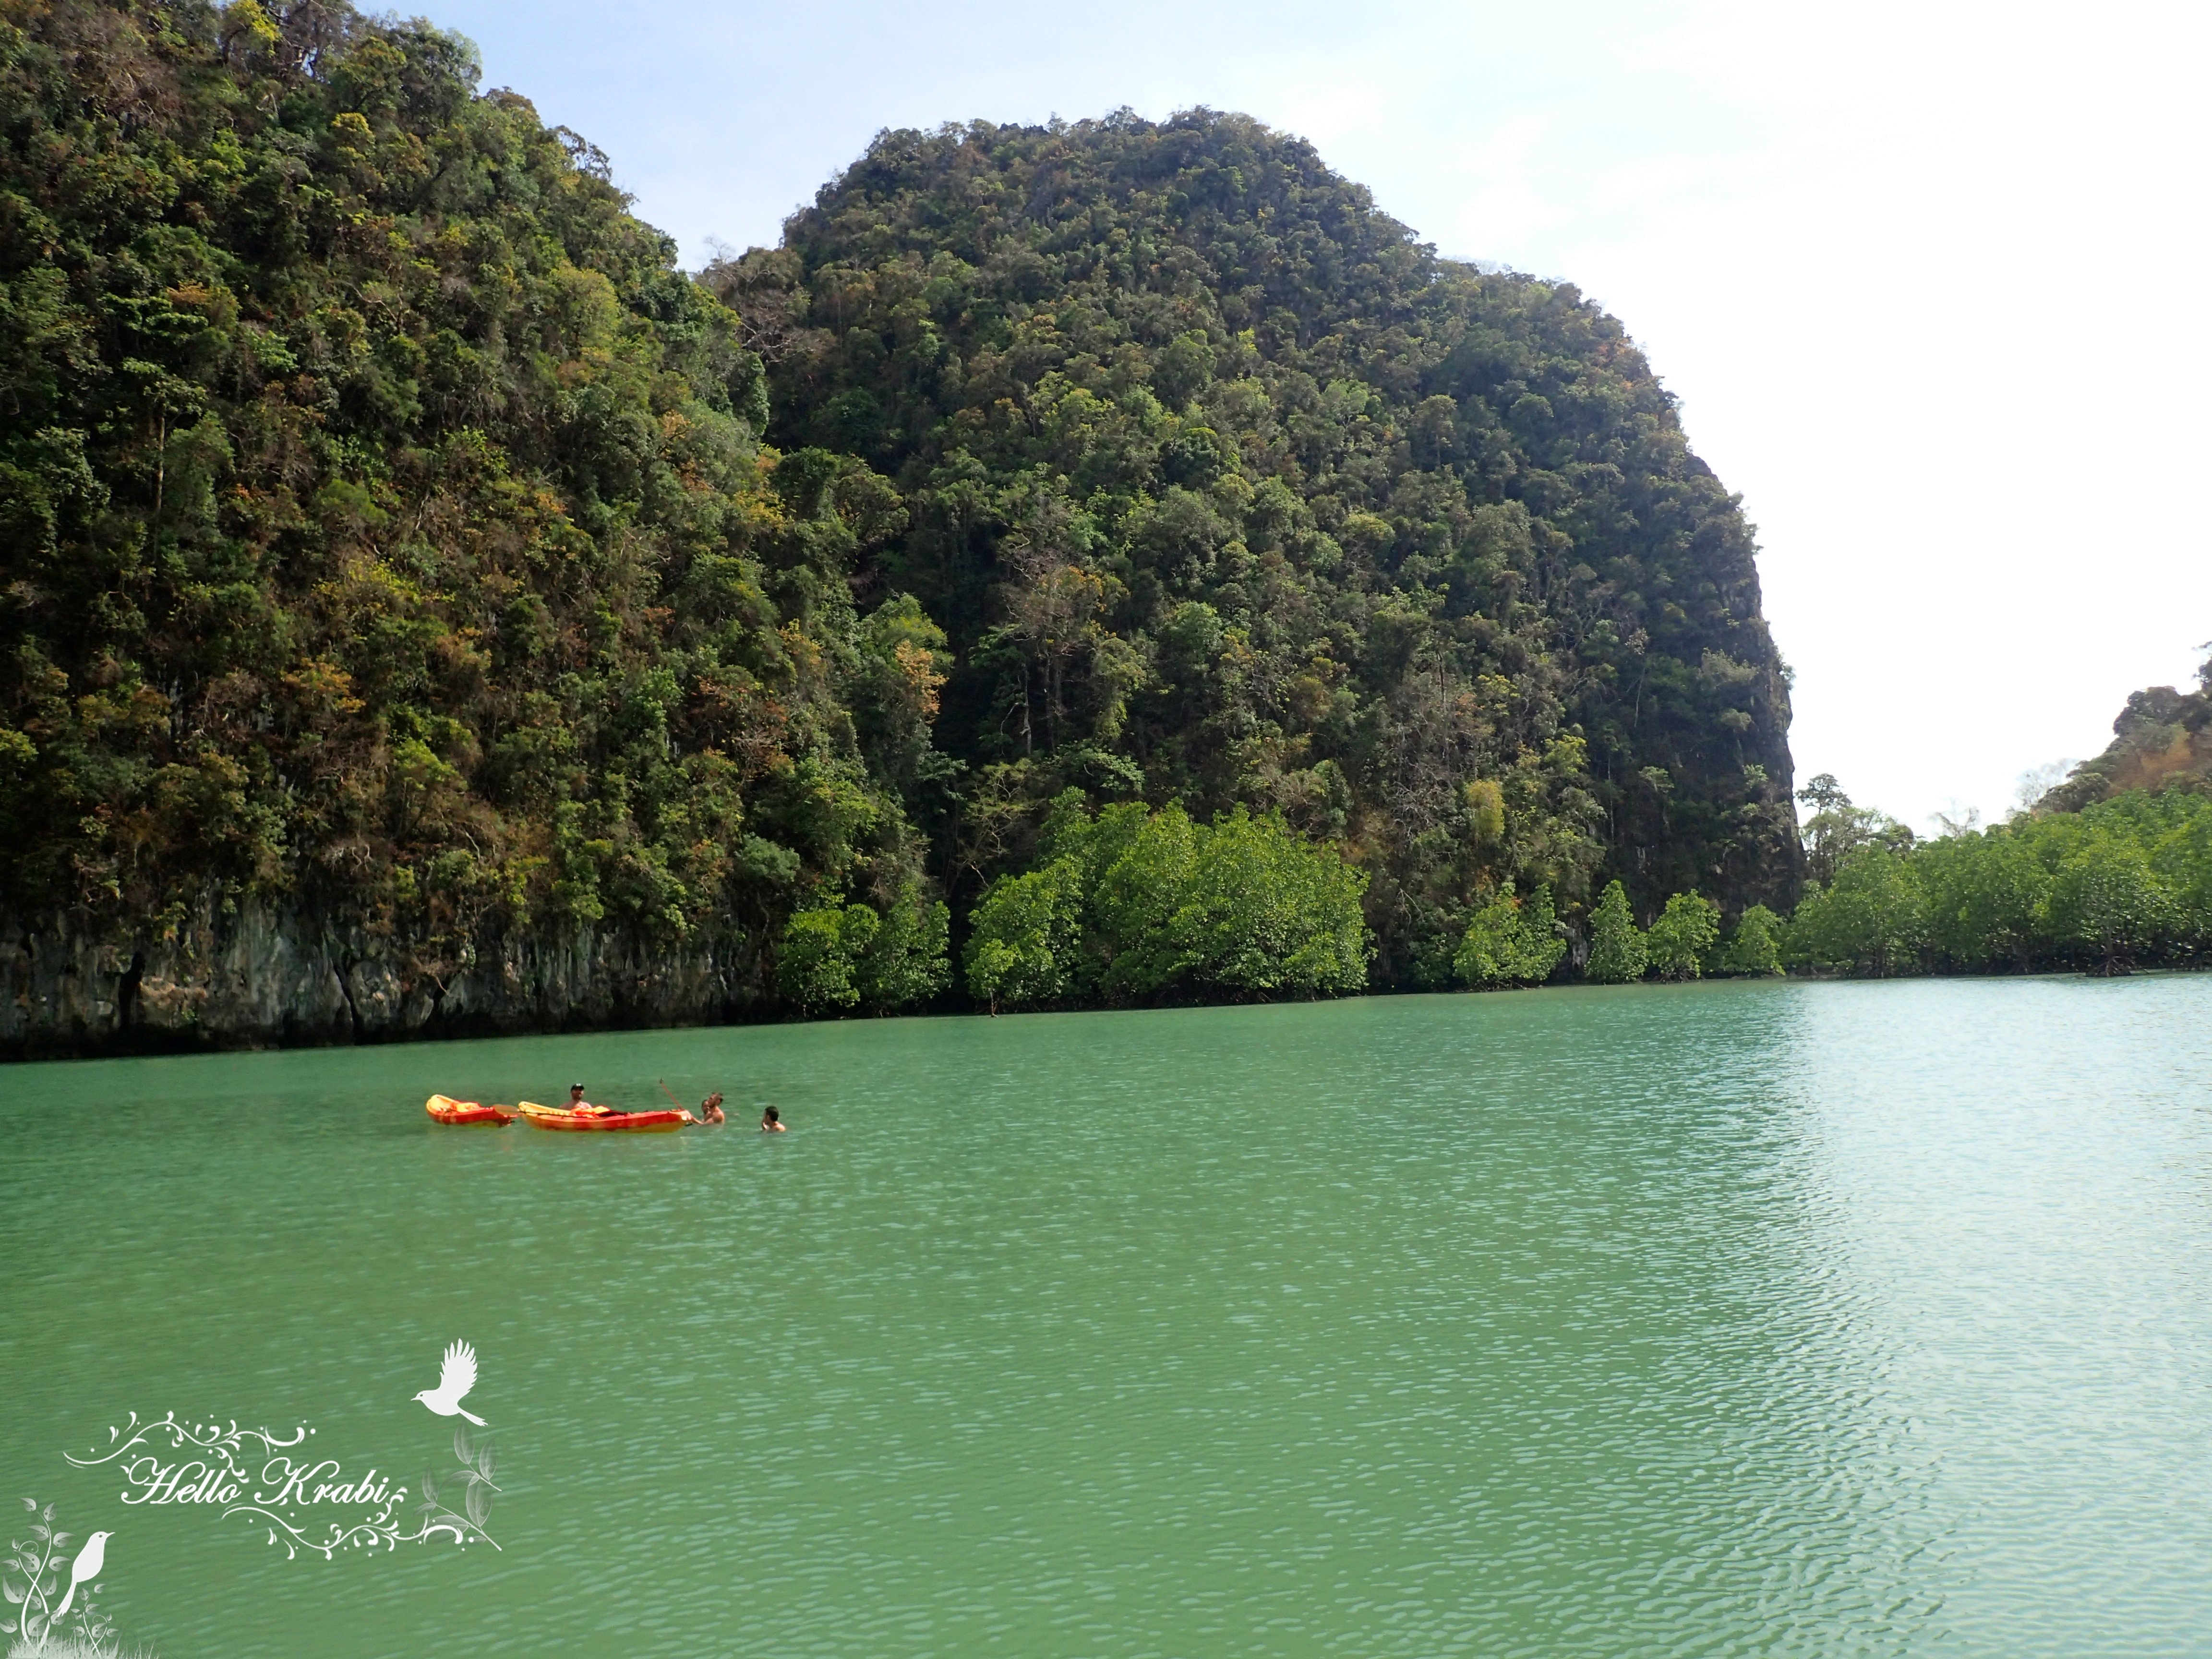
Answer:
0, 899, 768, 1059
2040, 661, 2212, 813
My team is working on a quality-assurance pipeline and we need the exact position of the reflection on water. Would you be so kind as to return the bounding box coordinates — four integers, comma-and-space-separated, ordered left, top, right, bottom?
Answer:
1, 975, 2209, 1656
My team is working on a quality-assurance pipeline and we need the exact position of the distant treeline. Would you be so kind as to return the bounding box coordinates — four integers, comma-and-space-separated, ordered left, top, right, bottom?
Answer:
1451, 662, 2212, 991
1774, 777, 2211, 978
1468, 775, 2212, 993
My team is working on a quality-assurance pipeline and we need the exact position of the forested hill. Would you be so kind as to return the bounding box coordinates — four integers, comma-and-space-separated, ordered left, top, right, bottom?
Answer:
0, 0, 1799, 1052
714, 114, 1800, 978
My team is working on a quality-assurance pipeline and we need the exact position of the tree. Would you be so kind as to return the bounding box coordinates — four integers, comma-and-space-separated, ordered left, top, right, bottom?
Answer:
2013, 759, 2079, 814
1796, 774, 1912, 887
778, 902, 882, 1014
964, 796, 1370, 1007
1914, 828, 2048, 970
1166, 807, 1371, 996
1454, 884, 1565, 987
1584, 881, 1648, 983
2149, 795, 2212, 950
1785, 845, 1926, 975
962, 858, 1086, 1011
1086, 802, 1204, 996
856, 881, 951, 1010
2041, 830, 2175, 974
1718, 904, 1784, 975
1645, 892, 1720, 980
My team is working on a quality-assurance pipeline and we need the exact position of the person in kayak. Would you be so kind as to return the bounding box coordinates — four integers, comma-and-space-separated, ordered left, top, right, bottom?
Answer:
698, 1092, 725, 1125
567, 1083, 618, 1118
760, 1106, 785, 1132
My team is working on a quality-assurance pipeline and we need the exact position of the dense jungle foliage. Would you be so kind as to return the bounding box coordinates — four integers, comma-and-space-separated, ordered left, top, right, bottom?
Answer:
959, 791, 1370, 1011
0, 0, 1806, 1024
0, 0, 951, 1001
713, 108, 1802, 989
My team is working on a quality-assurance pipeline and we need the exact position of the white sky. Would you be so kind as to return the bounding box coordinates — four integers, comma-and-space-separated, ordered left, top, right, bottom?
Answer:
431, 0, 2212, 830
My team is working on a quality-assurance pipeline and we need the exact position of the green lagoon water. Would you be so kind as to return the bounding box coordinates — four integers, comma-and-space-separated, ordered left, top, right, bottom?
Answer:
3, 975, 2210, 1657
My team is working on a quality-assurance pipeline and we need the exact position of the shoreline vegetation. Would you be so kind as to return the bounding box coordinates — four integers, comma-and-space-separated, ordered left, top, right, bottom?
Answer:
1567, 772, 2212, 990
944, 770, 2212, 1015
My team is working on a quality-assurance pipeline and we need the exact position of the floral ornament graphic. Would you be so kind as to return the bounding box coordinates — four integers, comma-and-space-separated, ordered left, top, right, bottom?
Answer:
66, 1411, 308, 1473
3, 1499, 131, 1657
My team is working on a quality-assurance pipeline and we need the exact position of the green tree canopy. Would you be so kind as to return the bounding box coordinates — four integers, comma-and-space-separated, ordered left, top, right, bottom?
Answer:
1645, 891, 1719, 980
962, 793, 1367, 1010
1584, 879, 1647, 983
1453, 884, 1565, 988
1785, 780, 2210, 979
1717, 904, 1783, 976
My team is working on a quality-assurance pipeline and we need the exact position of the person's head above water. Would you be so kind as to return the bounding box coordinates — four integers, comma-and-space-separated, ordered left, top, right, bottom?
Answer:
761, 1106, 780, 1125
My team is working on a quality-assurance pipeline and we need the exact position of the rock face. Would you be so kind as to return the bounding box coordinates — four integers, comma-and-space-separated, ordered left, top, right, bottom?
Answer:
0, 902, 769, 1059
2040, 670, 2212, 814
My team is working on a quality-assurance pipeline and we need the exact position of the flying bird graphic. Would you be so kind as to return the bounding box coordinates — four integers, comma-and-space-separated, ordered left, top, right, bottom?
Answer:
412, 1340, 487, 1425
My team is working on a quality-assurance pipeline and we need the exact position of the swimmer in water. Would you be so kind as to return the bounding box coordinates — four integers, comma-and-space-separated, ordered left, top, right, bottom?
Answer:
698, 1092, 725, 1125
760, 1105, 785, 1132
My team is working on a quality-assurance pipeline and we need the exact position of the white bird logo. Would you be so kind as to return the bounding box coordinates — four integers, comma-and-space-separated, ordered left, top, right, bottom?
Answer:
412, 1341, 487, 1426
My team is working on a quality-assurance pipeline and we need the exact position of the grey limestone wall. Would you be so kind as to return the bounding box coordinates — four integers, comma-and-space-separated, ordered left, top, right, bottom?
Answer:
0, 899, 766, 1058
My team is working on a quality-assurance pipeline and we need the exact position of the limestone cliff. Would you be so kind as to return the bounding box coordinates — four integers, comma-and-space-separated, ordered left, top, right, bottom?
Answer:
2, 903, 765, 1058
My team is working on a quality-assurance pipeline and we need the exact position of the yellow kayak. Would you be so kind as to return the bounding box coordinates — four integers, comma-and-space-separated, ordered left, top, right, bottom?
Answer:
426, 1094, 516, 1126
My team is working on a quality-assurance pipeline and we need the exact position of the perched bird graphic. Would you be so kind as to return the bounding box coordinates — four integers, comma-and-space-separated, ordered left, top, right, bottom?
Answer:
412, 1340, 487, 1425
47, 1529, 111, 1632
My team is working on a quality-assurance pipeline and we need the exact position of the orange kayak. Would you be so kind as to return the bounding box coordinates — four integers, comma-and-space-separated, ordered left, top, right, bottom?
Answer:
427, 1094, 517, 1126
518, 1101, 690, 1133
